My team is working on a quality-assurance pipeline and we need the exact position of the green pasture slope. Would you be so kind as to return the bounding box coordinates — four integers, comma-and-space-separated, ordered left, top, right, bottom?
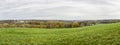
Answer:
0, 23, 120, 45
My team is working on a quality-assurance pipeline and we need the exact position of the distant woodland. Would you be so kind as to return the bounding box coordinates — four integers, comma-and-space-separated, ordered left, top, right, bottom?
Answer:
0, 19, 120, 28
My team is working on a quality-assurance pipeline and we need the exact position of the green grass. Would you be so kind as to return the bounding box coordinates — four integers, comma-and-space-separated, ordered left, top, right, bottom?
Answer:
0, 23, 120, 45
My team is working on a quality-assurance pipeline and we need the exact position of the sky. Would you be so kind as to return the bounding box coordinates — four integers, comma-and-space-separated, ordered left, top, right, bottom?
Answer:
0, 0, 120, 20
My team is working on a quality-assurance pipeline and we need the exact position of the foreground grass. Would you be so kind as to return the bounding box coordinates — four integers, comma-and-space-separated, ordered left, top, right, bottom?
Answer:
0, 23, 120, 45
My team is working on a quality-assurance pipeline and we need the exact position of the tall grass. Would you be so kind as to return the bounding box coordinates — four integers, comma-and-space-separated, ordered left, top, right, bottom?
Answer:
0, 23, 120, 45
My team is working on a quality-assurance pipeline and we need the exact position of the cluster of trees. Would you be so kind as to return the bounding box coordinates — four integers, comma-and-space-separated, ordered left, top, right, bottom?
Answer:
0, 20, 97, 28
1, 19, 120, 28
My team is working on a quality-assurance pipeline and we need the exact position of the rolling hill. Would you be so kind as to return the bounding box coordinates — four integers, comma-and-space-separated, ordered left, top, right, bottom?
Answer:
0, 23, 120, 45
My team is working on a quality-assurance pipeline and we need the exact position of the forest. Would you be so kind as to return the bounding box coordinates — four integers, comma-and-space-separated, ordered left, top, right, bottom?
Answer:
0, 19, 119, 28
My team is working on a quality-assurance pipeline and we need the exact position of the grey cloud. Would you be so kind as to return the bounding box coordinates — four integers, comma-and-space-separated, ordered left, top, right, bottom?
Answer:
65, 0, 113, 5
0, 0, 120, 20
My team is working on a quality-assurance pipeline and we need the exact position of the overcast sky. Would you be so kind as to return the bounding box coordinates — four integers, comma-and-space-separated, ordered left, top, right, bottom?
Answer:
0, 0, 120, 20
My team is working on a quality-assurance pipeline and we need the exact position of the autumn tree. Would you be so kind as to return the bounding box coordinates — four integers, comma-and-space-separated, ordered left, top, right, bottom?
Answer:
55, 22, 62, 28
72, 21, 79, 28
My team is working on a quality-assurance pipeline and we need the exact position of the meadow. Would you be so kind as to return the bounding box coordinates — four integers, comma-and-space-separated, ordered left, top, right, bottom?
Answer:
0, 23, 120, 45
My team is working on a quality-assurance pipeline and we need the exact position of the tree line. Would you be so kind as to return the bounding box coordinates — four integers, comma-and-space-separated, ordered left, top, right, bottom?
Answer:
0, 20, 97, 28
0, 19, 119, 28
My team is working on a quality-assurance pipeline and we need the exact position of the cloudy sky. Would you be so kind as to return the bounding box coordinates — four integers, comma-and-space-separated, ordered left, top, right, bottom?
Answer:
0, 0, 120, 20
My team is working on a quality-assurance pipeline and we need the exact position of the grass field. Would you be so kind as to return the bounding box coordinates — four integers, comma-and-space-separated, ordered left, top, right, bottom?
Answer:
0, 23, 120, 45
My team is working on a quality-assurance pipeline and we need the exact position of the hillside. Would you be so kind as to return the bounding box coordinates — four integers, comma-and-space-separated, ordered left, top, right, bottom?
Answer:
0, 23, 120, 45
